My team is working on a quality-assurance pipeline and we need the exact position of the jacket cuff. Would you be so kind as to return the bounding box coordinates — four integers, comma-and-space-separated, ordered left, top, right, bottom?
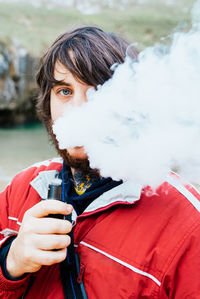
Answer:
0, 264, 31, 292
0, 235, 28, 282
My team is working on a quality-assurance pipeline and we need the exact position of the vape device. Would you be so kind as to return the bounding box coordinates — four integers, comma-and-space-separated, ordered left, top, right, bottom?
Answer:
46, 178, 64, 219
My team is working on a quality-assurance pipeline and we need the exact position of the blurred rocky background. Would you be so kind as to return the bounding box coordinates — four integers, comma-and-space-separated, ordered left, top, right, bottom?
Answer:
0, 40, 37, 126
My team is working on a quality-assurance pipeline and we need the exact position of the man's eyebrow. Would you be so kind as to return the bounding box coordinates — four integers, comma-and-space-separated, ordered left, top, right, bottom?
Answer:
52, 81, 71, 87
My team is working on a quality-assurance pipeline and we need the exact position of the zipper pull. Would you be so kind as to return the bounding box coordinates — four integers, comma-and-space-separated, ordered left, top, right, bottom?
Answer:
77, 263, 85, 284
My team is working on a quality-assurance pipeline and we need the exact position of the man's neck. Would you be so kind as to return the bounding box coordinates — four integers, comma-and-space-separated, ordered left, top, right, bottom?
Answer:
71, 168, 100, 194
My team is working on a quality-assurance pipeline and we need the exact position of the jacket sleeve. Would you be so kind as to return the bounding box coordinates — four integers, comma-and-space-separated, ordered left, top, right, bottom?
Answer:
160, 222, 200, 298
0, 184, 31, 298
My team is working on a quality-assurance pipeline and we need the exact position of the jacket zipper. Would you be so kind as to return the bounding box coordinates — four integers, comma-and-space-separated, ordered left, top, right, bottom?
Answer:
77, 263, 85, 284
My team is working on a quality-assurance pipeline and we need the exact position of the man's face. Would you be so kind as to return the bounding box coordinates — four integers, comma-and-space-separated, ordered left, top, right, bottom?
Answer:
50, 60, 93, 166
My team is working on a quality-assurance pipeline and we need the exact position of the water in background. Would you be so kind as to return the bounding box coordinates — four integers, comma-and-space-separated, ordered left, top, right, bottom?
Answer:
0, 123, 57, 191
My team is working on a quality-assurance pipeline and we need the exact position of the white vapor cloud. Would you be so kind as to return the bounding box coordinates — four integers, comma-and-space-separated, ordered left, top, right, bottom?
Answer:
53, 1, 200, 188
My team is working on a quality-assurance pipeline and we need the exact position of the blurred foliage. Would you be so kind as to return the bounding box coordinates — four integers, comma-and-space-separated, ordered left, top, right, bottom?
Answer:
0, 0, 194, 56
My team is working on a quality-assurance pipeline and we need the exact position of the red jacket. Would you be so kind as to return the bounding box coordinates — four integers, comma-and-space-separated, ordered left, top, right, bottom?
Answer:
0, 158, 200, 298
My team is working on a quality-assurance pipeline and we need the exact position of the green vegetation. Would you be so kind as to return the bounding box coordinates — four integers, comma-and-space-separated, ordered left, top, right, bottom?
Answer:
0, 1, 194, 56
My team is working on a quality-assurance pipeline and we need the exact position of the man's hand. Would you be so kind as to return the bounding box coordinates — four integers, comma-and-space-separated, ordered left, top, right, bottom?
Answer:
6, 200, 73, 279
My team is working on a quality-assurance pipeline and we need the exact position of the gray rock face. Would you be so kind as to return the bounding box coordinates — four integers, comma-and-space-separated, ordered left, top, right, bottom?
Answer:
0, 40, 38, 126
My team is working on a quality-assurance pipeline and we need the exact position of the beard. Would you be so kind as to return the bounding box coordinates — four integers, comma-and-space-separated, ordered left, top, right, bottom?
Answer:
47, 120, 90, 171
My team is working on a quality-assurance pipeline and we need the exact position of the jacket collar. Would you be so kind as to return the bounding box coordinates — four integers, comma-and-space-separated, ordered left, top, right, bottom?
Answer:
30, 168, 142, 215
30, 169, 60, 199
83, 179, 142, 214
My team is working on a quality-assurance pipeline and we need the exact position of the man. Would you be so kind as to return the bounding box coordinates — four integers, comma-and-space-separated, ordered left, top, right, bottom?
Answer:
0, 26, 200, 298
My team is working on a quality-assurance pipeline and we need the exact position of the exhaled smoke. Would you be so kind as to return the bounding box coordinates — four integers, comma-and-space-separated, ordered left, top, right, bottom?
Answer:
53, 0, 200, 188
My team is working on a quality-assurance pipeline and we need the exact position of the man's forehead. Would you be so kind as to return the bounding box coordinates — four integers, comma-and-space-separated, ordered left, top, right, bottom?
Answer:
54, 61, 71, 81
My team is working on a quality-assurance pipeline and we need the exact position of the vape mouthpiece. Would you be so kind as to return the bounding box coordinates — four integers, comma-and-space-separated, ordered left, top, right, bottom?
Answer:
45, 177, 65, 220
47, 178, 62, 201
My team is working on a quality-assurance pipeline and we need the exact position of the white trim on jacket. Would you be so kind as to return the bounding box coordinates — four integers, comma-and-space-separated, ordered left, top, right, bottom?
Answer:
80, 241, 161, 286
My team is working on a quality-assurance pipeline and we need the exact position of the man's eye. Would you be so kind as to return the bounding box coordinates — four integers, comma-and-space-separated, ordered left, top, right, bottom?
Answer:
60, 89, 71, 96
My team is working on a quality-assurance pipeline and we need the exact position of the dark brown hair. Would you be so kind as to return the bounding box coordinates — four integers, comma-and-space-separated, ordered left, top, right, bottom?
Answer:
36, 26, 138, 129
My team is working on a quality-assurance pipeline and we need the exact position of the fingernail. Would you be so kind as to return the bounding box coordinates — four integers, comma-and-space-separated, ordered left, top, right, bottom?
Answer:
66, 205, 73, 212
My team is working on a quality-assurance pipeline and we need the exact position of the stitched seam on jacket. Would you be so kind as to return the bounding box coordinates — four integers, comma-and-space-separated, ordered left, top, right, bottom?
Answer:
82, 237, 163, 275
159, 220, 200, 293
80, 240, 161, 286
